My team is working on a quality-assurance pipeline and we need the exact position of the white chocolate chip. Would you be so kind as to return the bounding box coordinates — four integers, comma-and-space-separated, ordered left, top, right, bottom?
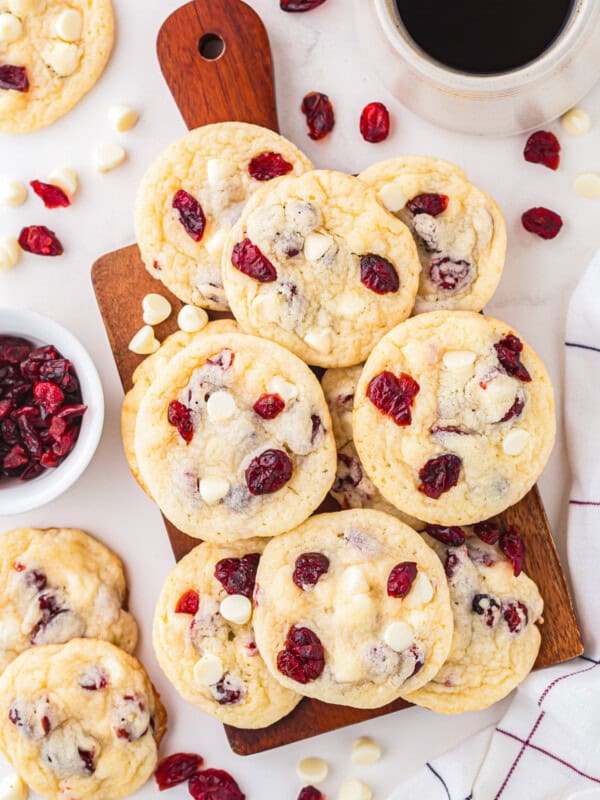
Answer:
383, 621, 414, 652
44, 41, 81, 76
206, 390, 237, 421
108, 104, 139, 133
0, 773, 28, 800
574, 172, 600, 199
251, 292, 280, 324
55, 8, 82, 41
219, 594, 252, 625
267, 376, 297, 402
0, 12, 22, 42
199, 477, 230, 505
0, 236, 21, 272
502, 429, 530, 456
193, 654, 223, 686
204, 228, 229, 260
339, 565, 369, 595
93, 143, 126, 173
178, 304, 208, 333
48, 167, 78, 197
142, 293, 171, 325
338, 778, 373, 800
207, 158, 235, 186
561, 107, 591, 137
128, 325, 159, 355
403, 572, 434, 608
351, 737, 382, 766
442, 349, 476, 370
378, 181, 407, 213
346, 594, 373, 624
304, 231, 333, 261
337, 290, 364, 317
296, 757, 329, 784
304, 328, 333, 354
0, 179, 26, 207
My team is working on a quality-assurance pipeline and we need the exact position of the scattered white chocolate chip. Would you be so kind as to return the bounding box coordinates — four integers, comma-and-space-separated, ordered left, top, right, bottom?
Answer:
337, 290, 364, 317
0, 179, 26, 207
561, 107, 591, 137
199, 477, 230, 505
220, 594, 252, 625
193, 654, 223, 686
204, 228, 229, 260
251, 292, 280, 324
177, 304, 208, 333
403, 571, 434, 608
44, 41, 81, 77
0, 12, 22, 43
296, 757, 329, 784
304, 231, 333, 261
206, 390, 236, 421
0, 773, 28, 800
304, 328, 333, 355
128, 325, 159, 355
351, 736, 382, 766
502, 429, 530, 456
338, 778, 373, 800
55, 8, 82, 41
340, 565, 369, 595
0, 237, 21, 272
108, 104, 139, 133
574, 172, 600, 199
442, 349, 476, 370
142, 293, 171, 325
93, 142, 126, 173
48, 166, 78, 197
383, 621, 414, 653
207, 158, 235, 186
267, 376, 297, 403
378, 181, 407, 213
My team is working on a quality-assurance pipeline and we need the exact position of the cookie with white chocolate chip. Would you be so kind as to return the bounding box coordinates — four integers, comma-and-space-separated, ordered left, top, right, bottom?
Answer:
359, 157, 506, 313
253, 509, 453, 709
134, 122, 313, 310
0, 639, 166, 800
153, 540, 300, 728
221, 169, 420, 367
353, 311, 555, 526
0, 527, 138, 674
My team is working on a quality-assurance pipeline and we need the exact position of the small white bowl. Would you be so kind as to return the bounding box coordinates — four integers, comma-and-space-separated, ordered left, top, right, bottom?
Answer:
0, 308, 104, 514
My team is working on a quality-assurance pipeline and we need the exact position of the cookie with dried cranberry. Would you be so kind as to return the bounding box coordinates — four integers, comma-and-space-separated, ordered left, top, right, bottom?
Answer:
134, 331, 336, 542
0, 0, 114, 133
0, 639, 166, 800
405, 523, 543, 713
134, 123, 313, 310
359, 157, 506, 314
153, 539, 300, 728
252, 509, 453, 708
353, 311, 555, 526
221, 169, 420, 367
0, 527, 138, 674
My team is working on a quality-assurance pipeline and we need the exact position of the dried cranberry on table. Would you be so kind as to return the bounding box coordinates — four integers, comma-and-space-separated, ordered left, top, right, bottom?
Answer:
297, 788, 323, 800
301, 92, 335, 141
155, 752, 204, 791
30, 180, 71, 209
523, 130, 561, 170
360, 102, 390, 143
281, 0, 327, 10
521, 207, 563, 240
189, 768, 245, 800
18, 225, 63, 256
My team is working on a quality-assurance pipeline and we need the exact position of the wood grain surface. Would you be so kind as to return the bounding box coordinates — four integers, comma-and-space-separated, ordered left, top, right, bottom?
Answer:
91, 0, 583, 755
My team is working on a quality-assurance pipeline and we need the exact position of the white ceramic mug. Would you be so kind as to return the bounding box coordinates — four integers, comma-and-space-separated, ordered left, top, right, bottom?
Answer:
354, 0, 600, 135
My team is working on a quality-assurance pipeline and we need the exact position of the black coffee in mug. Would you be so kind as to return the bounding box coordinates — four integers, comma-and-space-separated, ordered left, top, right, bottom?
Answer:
393, 0, 576, 74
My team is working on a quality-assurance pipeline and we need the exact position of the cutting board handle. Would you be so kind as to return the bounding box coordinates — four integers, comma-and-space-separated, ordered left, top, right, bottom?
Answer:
157, 0, 279, 133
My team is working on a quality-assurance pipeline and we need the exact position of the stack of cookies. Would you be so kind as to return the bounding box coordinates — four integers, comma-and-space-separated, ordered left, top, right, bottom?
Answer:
123, 122, 555, 729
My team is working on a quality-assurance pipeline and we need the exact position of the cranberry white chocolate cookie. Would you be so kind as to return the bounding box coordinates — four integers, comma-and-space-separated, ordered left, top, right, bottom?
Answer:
353, 311, 555, 526
253, 510, 453, 708
0, 639, 166, 800
0, 528, 138, 673
359, 157, 506, 313
221, 170, 420, 367
134, 331, 336, 542
134, 123, 313, 310
405, 522, 543, 713
0, 0, 114, 133
153, 540, 300, 728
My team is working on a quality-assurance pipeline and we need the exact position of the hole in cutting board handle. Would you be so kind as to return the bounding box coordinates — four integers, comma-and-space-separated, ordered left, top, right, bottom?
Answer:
198, 33, 226, 60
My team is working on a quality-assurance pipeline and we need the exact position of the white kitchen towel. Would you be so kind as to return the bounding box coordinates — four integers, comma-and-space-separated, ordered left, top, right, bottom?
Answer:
388, 250, 600, 800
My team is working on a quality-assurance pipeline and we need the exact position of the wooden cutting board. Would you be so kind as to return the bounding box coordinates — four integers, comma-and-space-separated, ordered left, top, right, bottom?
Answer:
91, 0, 583, 755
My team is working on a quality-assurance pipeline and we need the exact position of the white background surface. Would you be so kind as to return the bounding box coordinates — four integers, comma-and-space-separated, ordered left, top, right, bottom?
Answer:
1, 1, 599, 797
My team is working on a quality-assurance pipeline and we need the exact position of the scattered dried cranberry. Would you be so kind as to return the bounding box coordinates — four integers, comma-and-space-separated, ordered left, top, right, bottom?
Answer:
231, 238, 277, 282
281, 0, 326, 9
189, 769, 245, 800
418, 454, 461, 499
429, 257, 472, 291
297, 788, 323, 800
360, 102, 390, 143
473, 521, 501, 546
408, 193, 449, 217
498, 396, 525, 423
425, 524, 466, 546
172, 190, 206, 241
301, 92, 335, 140
387, 562, 417, 598
79, 669, 108, 691
245, 448, 292, 495
503, 601, 528, 634
78, 748, 96, 774
359, 253, 399, 294
444, 551, 460, 577
524, 131, 560, 170
155, 753, 204, 791
248, 152, 293, 181
212, 674, 243, 705
293, 552, 330, 590
18, 225, 63, 256
253, 393, 285, 419
367, 370, 419, 426
0, 64, 29, 92
472, 593, 501, 627
167, 400, 193, 444
277, 625, 325, 684
500, 526, 525, 577
494, 335, 531, 382
175, 589, 200, 614
30, 180, 70, 209
206, 349, 235, 369
33, 382, 64, 414
521, 207, 563, 239
215, 553, 260, 597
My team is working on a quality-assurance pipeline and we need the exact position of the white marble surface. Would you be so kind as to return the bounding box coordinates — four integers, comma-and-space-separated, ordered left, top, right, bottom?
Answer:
0, 0, 599, 797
